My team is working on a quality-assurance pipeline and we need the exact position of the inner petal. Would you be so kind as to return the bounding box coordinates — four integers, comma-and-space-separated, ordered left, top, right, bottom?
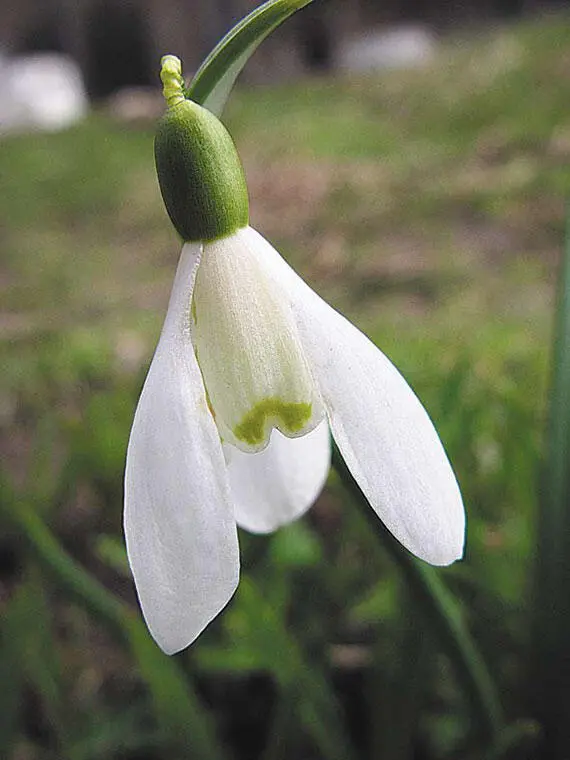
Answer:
191, 227, 323, 453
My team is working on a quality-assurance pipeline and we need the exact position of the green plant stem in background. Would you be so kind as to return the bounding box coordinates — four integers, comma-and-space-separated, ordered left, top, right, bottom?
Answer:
530, 207, 570, 758
478, 720, 540, 760
3, 489, 126, 637
331, 444, 504, 748
237, 578, 357, 760
0, 485, 228, 760
369, 592, 428, 760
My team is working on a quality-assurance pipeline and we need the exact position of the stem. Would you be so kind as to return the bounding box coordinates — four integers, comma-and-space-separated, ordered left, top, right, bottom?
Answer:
187, 0, 314, 116
369, 591, 428, 760
530, 206, 570, 757
332, 444, 504, 746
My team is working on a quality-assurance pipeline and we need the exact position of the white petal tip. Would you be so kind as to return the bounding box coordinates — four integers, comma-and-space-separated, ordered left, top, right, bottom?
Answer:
421, 537, 465, 568
143, 571, 240, 655
401, 491, 466, 568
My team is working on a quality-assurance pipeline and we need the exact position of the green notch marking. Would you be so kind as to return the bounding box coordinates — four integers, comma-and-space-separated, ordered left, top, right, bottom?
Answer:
234, 398, 312, 446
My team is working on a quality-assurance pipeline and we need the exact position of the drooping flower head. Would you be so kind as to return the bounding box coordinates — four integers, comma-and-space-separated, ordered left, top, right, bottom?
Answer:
124, 55, 465, 654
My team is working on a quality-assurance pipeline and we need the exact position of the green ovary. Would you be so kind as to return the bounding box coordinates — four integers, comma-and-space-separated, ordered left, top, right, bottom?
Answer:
234, 398, 313, 447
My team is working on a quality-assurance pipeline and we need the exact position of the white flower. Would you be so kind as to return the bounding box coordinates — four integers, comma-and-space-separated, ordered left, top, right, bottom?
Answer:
123, 56, 465, 655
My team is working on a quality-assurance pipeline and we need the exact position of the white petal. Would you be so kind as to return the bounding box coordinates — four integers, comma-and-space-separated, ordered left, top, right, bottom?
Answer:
124, 243, 239, 654
192, 228, 324, 453
225, 421, 331, 534
242, 227, 465, 566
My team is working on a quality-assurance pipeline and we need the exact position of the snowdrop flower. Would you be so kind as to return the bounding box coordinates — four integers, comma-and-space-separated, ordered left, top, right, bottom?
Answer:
124, 56, 464, 654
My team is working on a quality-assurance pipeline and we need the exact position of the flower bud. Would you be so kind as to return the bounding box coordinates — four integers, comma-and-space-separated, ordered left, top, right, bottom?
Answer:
154, 55, 249, 242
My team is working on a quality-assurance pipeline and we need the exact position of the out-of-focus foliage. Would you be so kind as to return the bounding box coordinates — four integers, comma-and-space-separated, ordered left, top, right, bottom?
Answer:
1, 12, 566, 759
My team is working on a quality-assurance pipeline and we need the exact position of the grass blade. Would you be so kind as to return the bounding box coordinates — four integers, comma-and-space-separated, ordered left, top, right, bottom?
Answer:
530, 208, 570, 757
0, 478, 229, 759
236, 577, 356, 760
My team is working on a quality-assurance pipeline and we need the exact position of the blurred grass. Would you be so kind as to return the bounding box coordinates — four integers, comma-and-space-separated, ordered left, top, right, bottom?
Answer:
1, 11, 568, 759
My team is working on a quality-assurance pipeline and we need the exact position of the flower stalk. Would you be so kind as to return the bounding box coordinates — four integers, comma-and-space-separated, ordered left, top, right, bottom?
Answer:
188, 0, 315, 116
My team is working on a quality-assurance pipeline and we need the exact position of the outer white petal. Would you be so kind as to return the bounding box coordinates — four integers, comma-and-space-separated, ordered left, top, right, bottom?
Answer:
225, 421, 331, 534
241, 227, 465, 566
124, 243, 239, 655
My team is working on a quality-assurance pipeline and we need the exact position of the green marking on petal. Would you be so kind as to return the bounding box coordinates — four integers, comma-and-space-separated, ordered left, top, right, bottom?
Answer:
234, 398, 313, 446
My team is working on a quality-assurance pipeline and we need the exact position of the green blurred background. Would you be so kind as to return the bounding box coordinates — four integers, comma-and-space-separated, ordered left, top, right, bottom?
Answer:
2, 10, 568, 759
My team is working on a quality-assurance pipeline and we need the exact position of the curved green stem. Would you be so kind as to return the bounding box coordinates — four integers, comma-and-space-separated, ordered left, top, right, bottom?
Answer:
188, 0, 314, 116
332, 444, 504, 746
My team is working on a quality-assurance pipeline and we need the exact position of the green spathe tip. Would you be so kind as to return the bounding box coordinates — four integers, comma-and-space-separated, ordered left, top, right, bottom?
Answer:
155, 55, 249, 242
